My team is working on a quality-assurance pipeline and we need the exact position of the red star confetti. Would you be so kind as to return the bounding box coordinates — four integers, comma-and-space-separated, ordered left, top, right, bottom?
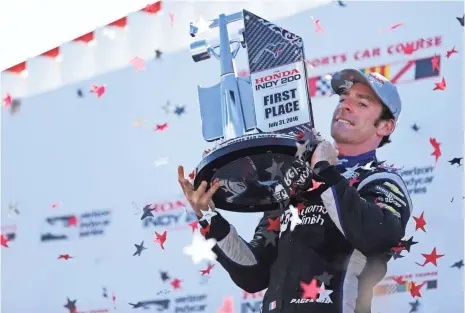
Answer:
154, 231, 167, 249
153, 123, 169, 131
300, 278, 321, 300
432, 77, 446, 91
415, 247, 444, 267
311, 16, 325, 33
3, 93, 12, 109
58, 254, 73, 260
68, 216, 78, 227
171, 278, 182, 290
267, 217, 281, 231
348, 177, 360, 187
204, 149, 211, 155
169, 12, 175, 26
413, 212, 426, 232
217, 296, 235, 313
401, 43, 417, 55
296, 131, 305, 139
431, 55, 440, 72
129, 56, 146, 71
188, 170, 195, 180
380, 23, 404, 32
446, 46, 458, 58
307, 179, 325, 191
392, 276, 407, 284
200, 224, 210, 236
188, 220, 199, 232
200, 264, 215, 276
429, 138, 442, 164
51, 201, 63, 209
90, 84, 106, 98
1, 234, 10, 247
409, 281, 426, 298
112, 292, 116, 307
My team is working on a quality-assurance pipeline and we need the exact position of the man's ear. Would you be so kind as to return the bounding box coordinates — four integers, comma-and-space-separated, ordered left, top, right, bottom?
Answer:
376, 119, 395, 137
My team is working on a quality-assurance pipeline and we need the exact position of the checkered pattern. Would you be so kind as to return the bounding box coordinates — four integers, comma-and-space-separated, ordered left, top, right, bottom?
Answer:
243, 9, 303, 73
315, 76, 333, 96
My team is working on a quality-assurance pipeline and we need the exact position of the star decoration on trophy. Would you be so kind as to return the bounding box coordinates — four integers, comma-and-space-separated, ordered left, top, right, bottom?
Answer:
265, 159, 284, 180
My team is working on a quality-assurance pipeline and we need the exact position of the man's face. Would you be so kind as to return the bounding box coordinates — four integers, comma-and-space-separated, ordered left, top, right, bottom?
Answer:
330, 82, 390, 145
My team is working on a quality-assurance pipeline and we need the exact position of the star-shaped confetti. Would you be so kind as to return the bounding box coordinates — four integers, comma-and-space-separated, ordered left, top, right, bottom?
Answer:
429, 138, 441, 164
200, 224, 210, 236
415, 247, 444, 267
311, 16, 325, 33
102, 287, 108, 298
307, 179, 325, 191
154, 231, 167, 250
183, 232, 217, 264
188, 220, 199, 233
155, 49, 163, 59
392, 251, 404, 260
1, 234, 10, 248
68, 216, 78, 227
433, 77, 446, 91
153, 123, 169, 131
90, 84, 106, 98
141, 204, 154, 220
300, 278, 321, 300
58, 254, 73, 260
191, 16, 212, 35
413, 212, 426, 232
3, 93, 12, 109
380, 23, 404, 32
409, 299, 420, 313
200, 263, 215, 275
133, 241, 147, 256
295, 140, 310, 159
160, 271, 170, 282
171, 278, 182, 290
411, 123, 420, 132
162, 101, 172, 113
289, 205, 302, 231
174, 105, 186, 116
130, 56, 146, 71
448, 157, 462, 167
451, 260, 464, 269
77, 89, 84, 98
399, 236, 418, 252
431, 55, 440, 72
337, 0, 346, 7
217, 296, 235, 313
315, 271, 334, 286
200, 208, 218, 224
7, 202, 20, 217
317, 283, 333, 303
457, 15, 464, 26
409, 281, 425, 298
64, 298, 77, 313
446, 46, 458, 58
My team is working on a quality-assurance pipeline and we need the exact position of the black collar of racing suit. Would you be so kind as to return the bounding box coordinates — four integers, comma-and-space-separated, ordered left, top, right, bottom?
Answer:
336, 149, 377, 168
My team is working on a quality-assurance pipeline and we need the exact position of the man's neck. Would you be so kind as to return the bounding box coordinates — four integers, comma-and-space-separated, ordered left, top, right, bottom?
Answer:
336, 141, 378, 157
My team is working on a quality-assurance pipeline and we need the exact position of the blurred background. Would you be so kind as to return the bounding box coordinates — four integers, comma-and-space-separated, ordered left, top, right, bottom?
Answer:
1, 1, 463, 313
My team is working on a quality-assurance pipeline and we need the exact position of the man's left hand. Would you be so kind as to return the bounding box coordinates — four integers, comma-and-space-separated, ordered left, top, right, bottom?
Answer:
310, 140, 339, 168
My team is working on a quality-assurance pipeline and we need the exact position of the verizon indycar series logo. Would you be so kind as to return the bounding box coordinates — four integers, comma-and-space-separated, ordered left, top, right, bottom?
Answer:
40, 209, 111, 242
142, 200, 197, 231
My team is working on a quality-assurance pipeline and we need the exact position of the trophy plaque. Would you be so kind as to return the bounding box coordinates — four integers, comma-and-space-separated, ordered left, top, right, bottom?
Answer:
189, 10, 317, 212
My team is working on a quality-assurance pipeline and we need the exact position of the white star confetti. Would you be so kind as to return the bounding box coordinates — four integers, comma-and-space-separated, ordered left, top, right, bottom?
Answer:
360, 161, 375, 171
153, 157, 169, 167
183, 232, 217, 264
200, 208, 217, 224
295, 140, 310, 159
193, 16, 213, 35
289, 205, 302, 231
132, 119, 148, 127
129, 56, 146, 71
341, 164, 360, 179
317, 283, 333, 303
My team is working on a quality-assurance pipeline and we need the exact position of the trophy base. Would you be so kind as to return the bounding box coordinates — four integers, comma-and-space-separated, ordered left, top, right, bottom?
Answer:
194, 133, 313, 213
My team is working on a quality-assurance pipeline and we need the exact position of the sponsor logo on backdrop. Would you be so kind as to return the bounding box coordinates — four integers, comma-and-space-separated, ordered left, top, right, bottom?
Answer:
374, 271, 438, 296
142, 200, 197, 231
399, 165, 435, 195
241, 291, 265, 313
1, 224, 17, 242
40, 209, 111, 242
174, 294, 208, 313
131, 299, 171, 311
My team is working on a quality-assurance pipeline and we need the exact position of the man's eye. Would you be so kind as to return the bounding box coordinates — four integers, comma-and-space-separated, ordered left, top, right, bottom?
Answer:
358, 102, 368, 107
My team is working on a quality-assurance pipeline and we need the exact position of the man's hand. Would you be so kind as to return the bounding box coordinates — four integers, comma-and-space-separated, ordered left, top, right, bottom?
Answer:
310, 141, 339, 169
178, 166, 221, 217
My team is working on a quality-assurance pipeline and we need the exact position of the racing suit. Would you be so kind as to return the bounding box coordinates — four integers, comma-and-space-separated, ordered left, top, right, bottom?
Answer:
198, 150, 412, 313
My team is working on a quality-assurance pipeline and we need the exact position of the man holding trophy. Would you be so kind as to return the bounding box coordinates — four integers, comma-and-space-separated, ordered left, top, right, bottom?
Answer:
178, 10, 412, 313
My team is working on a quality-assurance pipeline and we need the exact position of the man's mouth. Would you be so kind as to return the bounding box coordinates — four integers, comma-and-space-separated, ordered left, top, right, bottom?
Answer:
335, 117, 354, 125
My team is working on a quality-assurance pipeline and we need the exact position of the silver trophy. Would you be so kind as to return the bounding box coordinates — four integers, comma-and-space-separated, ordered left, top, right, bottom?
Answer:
189, 10, 318, 212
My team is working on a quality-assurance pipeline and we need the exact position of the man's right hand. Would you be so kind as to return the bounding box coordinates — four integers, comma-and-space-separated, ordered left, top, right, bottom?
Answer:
178, 165, 221, 217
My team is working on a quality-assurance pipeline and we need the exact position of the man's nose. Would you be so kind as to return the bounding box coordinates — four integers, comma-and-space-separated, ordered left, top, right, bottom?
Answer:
340, 98, 354, 112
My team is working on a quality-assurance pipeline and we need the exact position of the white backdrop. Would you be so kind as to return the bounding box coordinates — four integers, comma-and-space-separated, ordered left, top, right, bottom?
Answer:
1, 1, 463, 313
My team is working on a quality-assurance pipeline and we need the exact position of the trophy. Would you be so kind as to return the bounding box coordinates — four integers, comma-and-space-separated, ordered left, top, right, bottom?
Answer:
189, 10, 318, 212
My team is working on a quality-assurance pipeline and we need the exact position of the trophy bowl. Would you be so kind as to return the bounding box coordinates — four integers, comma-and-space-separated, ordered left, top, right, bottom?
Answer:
194, 133, 312, 212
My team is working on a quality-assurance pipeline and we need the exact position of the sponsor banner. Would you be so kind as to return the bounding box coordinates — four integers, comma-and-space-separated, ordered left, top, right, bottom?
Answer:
142, 200, 197, 231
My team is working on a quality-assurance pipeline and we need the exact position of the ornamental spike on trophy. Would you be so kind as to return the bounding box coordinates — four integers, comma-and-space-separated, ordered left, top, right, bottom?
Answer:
189, 10, 320, 213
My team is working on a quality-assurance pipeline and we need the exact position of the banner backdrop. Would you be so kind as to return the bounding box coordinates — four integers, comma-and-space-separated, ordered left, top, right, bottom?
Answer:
1, 2, 463, 313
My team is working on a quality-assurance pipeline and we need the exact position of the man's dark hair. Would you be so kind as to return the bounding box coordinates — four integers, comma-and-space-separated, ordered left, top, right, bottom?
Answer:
374, 105, 395, 148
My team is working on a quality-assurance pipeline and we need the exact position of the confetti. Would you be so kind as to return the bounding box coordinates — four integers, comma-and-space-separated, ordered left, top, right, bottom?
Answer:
448, 157, 462, 167
200, 263, 215, 276
169, 12, 175, 26
155, 49, 163, 59
90, 84, 106, 98
188, 220, 199, 233
162, 101, 172, 113
431, 55, 440, 72
153, 123, 169, 131
392, 276, 407, 284
153, 157, 169, 167
415, 247, 444, 267
174, 105, 186, 116
64, 298, 77, 313
457, 15, 464, 26
429, 138, 442, 164
132, 119, 148, 127
133, 241, 147, 256
192, 16, 212, 35
317, 283, 333, 303
183, 232, 217, 264
380, 23, 404, 32
217, 296, 235, 313
141, 204, 154, 220
68, 216, 78, 227
7, 202, 20, 217
446, 46, 458, 58
267, 217, 281, 231
289, 205, 302, 231
102, 287, 108, 298
409, 281, 425, 298
58, 254, 73, 260
451, 260, 464, 269
1, 234, 10, 248
432, 77, 446, 91
77, 89, 84, 98
311, 16, 325, 33
3, 93, 12, 109
154, 231, 167, 250
337, 0, 346, 7
200, 224, 210, 236
170, 278, 182, 290
300, 278, 321, 300
411, 123, 420, 132
413, 212, 426, 232
51, 201, 63, 209
129, 56, 146, 71
348, 177, 360, 187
